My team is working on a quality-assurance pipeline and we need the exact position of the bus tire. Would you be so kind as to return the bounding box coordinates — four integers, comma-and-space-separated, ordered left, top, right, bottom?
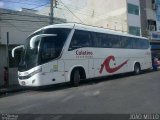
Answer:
134, 63, 141, 75
71, 69, 80, 87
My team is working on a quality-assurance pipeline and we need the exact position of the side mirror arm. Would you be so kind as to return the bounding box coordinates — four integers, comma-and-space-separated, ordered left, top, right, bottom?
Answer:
12, 45, 24, 58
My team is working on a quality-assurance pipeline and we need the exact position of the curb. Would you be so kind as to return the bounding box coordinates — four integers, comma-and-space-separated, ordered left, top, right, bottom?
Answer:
0, 87, 29, 96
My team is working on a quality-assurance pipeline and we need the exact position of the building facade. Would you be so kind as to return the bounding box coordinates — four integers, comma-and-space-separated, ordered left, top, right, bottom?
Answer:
127, 0, 141, 36
0, 8, 66, 87
140, 0, 160, 52
38, 0, 141, 36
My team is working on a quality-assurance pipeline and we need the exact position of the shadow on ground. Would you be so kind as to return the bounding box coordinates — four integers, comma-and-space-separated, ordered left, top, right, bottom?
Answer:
35, 69, 154, 92
0, 69, 156, 98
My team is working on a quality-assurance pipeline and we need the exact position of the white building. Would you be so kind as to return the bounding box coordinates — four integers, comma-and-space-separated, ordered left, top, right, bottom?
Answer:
146, 0, 160, 41
140, 0, 160, 52
37, 0, 141, 36
0, 8, 66, 87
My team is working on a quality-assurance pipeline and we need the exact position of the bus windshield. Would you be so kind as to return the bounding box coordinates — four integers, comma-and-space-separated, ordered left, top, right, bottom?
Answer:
18, 28, 71, 72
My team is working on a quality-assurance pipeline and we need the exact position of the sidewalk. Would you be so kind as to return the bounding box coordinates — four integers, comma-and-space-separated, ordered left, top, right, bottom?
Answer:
0, 85, 29, 95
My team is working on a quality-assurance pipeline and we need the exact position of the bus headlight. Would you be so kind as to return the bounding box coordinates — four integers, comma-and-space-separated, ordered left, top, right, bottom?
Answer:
29, 68, 42, 77
19, 68, 42, 80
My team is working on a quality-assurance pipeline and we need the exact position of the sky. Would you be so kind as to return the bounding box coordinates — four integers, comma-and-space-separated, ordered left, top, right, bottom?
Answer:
0, 0, 50, 11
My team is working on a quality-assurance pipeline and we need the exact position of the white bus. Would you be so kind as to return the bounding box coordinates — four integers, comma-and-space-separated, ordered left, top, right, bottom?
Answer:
12, 23, 152, 87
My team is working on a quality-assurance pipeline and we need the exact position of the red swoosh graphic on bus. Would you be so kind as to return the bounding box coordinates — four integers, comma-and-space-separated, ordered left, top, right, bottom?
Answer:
99, 56, 129, 74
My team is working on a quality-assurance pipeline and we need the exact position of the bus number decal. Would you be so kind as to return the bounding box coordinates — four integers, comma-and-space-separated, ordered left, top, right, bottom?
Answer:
99, 56, 129, 74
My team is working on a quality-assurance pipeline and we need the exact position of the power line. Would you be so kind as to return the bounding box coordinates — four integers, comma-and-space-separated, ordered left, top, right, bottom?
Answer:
58, 4, 92, 16
30, 3, 49, 10
55, 2, 126, 25
57, 1, 124, 19
59, 0, 84, 24
60, 4, 125, 21
58, 2, 93, 13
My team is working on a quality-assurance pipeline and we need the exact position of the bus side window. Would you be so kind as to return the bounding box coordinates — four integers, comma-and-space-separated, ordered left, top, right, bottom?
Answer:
121, 37, 127, 48
121, 37, 133, 49
96, 33, 109, 48
108, 34, 121, 48
91, 32, 100, 47
143, 39, 149, 49
69, 30, 92, 50
133, 38, 141, 49
126, 37, 133, 49
92, 32, 115, 48
132, 38, 136, 49
102, 34, 111, 48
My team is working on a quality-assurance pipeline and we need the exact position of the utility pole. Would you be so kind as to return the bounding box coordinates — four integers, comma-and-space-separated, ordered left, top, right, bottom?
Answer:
6, 32, 9, 86
6, 32, 9, 69
50, 0, 54, 24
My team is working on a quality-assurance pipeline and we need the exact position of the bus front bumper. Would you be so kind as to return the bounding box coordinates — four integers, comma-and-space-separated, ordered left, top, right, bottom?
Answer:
18, 74, 42, 87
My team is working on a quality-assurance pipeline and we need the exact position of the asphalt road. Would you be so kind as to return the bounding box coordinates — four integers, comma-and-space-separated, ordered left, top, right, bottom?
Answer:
0, 71, 160, 114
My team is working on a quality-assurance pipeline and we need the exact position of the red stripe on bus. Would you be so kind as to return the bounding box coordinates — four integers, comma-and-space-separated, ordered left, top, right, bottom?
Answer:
99, 56, 129, 74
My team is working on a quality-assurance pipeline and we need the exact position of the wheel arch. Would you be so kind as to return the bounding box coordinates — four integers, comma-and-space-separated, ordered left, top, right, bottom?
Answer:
133, 61, 141, 71
67, 65, 87, 82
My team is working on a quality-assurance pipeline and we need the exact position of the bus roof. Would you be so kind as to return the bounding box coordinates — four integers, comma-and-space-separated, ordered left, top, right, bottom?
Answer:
35, 23, 148, 40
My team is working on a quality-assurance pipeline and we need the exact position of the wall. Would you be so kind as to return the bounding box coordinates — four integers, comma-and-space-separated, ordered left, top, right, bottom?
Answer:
140, 0, 148, 37
0, 8, 66, 87
38, 0, 128, 32
0, 9, 49, 45
127, 0, 141, 30
146, 0, 156, 20
155, 0, 160, 31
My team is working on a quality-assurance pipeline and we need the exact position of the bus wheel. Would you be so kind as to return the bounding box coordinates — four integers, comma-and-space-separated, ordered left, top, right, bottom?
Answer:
134, 63, 141, 75
71, 69, 80, 87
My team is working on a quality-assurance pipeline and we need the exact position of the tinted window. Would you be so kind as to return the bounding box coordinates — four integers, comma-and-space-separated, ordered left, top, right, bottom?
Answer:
92, 32, 101, 47
143, 39, 149, 49
70, 30, 149, 50
40, 37, 57, 63
39, 36, 64, 63
95, 33, 110, 48
121, 37, 133, 49
132, 38, 149, 49
108, 34, 121, 48
94, 33, 122, 48
69, 30, 92, 50
39, 29, 71, 64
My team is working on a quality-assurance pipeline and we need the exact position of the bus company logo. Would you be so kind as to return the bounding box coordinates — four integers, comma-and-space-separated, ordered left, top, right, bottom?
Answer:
99, 55, 129, 74
76, 50, 93, 58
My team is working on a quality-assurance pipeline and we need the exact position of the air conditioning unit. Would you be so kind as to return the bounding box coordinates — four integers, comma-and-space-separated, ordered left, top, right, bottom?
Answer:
149, 25, 156, 31
152, 3, 156, 10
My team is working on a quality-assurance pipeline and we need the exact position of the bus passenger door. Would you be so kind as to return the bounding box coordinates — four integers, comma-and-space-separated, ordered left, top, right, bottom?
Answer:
42, 60, 66, 85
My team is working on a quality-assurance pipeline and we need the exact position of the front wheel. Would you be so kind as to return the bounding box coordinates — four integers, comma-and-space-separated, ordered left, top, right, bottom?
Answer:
134, 63, 141, 75
71, 70, 80, 87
